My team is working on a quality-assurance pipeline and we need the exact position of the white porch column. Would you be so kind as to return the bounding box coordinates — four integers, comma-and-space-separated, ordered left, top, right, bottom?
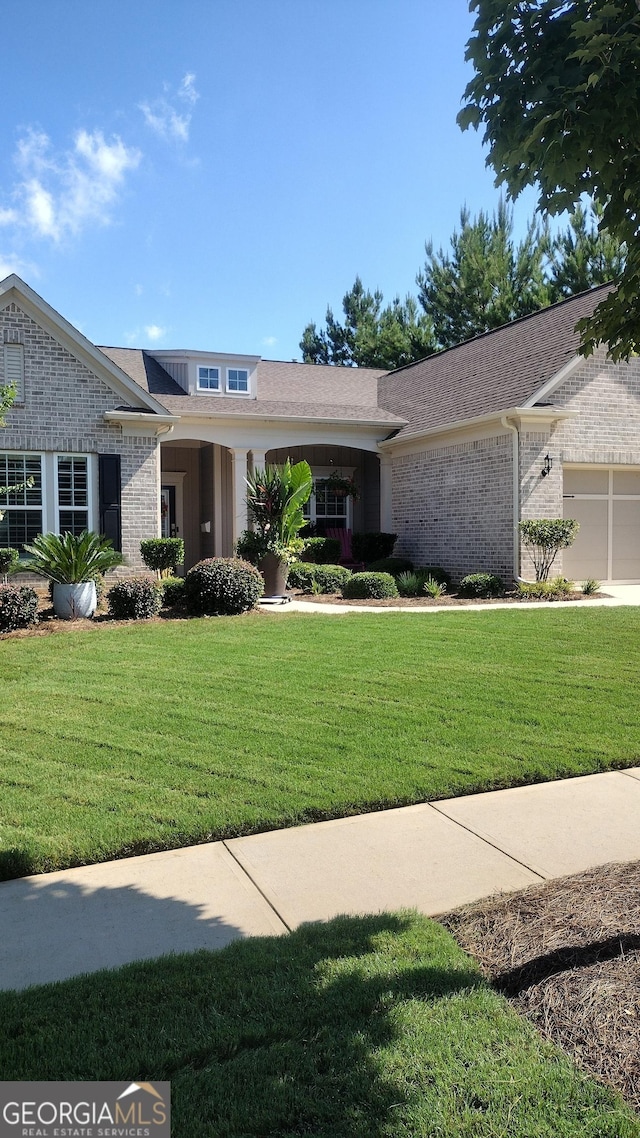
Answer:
230, 447, 250, 550
250, 448, 267, 474
379, 453, 393, 531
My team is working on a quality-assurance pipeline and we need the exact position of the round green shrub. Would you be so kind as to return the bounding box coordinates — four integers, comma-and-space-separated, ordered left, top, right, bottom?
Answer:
0, 548, 20, 576
301, 536, 341, 564
184, 557, 264, 616
140, 537, 185, 576
107, 577, 163, 620
458, 572, 505, 598
342, 572, 399, 600
161, 576, 186, 606
313, 564, 352, 593
286, 562, 317, 591
367, 556, 414, 576
0, 585, 38, 632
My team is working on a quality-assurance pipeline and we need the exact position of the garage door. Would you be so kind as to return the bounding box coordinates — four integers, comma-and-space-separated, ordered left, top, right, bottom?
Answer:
563, 467, 640, 582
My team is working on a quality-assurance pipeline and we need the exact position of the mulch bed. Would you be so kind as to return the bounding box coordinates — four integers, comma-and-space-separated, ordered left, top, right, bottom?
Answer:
441, 862, 640, 1110
292, 591, 608, 607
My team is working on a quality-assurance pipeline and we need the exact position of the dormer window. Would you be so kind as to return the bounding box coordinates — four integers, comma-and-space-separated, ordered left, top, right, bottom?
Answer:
197, 366, 220, 391
227, 368, 249, 393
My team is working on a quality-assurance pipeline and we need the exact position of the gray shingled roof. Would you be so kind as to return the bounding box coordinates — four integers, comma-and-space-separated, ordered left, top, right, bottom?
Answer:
377, 285, 612, 439
99, 347, 403, 426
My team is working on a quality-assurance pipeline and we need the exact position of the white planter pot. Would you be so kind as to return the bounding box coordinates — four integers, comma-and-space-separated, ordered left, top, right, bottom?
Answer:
53, 581, 97, 620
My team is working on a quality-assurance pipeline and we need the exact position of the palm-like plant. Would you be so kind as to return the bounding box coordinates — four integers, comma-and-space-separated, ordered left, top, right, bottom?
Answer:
23, 531, 124, 583
244, 459, 312, 560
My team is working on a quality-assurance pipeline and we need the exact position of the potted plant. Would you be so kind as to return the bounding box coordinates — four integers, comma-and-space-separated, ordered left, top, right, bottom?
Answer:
314, 470, 360, 501
23, 531, 125, 619
240, 459, 313, 597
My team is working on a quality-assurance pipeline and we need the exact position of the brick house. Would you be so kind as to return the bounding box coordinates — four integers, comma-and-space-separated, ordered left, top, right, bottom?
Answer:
1, 274, 639, 583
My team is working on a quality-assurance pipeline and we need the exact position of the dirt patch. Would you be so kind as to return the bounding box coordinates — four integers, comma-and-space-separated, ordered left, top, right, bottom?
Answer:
441, 862, 640, 1110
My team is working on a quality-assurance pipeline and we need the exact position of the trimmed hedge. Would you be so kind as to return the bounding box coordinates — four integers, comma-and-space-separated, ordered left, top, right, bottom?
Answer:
107, 577, 163, 620
516, 577, 575, 600
367, 556, 414, 576
184, 558, 264, 616
160, 576, 186, 606
0, 548, 20, 577
458, 573, 505, 598
0, 585, 38, 632
342, 572, 399, 600
352, 532, 397, 563
301, 537, 341, 564
140, 538, 185, 576
288, 563, 352, 594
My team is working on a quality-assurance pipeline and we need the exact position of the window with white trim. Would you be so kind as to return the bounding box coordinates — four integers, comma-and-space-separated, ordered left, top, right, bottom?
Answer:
197, 366, 220, 391
303, 481, 350, 531
0, 452, 43, 551
227, 367, 249, 393
57, 455, 89, 535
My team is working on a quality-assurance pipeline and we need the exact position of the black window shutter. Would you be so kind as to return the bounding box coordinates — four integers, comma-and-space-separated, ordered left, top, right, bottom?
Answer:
98, 454, 122, 551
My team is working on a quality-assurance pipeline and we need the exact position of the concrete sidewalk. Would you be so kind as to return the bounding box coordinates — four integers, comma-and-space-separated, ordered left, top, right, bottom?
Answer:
260, 582, 640, 614
2, 767, 640, 991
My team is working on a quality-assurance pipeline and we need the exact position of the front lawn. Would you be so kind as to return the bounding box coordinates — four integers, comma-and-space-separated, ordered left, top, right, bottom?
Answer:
0, 912, 637, 1137
0, 608, 638, 878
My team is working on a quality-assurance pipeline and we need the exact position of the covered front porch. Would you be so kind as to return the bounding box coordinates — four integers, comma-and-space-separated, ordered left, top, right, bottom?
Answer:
160, 435, 391, 569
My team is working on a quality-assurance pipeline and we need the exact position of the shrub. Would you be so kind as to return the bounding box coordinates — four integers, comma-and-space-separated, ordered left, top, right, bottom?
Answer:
301, 536, 341, 564
367, 556, 414, 576
396, 571, 424, 597
458, 572, 505, 598
24, 531, 124, 582
419, 564, 452, 588
352, 532, 397, 564
287, 562, 318, 591
0, 547, 19, 577
107, 577, 163, 620
184, 558, 264, 616
342, 572, 399, 600
161, 576, 186, 606
140, 538, 185, 578
423, 575, 447, 598
519, 518, 580, 581
516, 577, 575, 600
314, 564, 352, 593
0, 585, 38, 632
581, 577, 601, 595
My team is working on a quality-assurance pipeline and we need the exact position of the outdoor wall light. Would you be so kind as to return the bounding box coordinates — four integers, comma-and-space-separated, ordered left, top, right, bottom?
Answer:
541, 454, 553, 478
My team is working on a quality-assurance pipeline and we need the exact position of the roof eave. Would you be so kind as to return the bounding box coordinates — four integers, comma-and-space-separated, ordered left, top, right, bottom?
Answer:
379, 405, 576, 449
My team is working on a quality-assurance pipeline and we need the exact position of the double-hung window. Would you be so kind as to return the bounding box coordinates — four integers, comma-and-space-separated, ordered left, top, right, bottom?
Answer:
227, 368, 248, 393
57, 456, 89, 535
197, 366, 220, 391
0, 453, 43, 551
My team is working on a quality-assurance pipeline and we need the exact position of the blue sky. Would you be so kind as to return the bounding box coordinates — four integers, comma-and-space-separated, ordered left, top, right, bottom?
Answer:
2, 1, 539, 360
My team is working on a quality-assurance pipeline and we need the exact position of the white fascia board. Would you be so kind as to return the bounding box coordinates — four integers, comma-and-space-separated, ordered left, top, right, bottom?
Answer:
103, 411, 178, 439
379, 406, 576, 452
0, 274, 169, 416
174, 410, 400, 430
151, 348, 261, 364
520, 354, 584, 407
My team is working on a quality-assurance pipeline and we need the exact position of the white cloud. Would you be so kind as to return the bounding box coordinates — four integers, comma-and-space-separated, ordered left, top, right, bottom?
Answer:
134, 283, 144, 296
144, 324, 166, 342
140, 73, 199, 143
262, 336, 277, 348
11, 127, 141, 243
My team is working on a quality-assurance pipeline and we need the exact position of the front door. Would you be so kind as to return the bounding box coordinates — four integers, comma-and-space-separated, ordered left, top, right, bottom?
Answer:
161, 485, 177, 538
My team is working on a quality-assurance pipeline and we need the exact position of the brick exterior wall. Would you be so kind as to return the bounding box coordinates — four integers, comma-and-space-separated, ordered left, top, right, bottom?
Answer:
392, 434, 514, 582
0, 301, 158, 570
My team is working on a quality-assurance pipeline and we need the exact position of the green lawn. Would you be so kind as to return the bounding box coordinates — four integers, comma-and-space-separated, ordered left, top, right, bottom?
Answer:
0, 913, 636, 1137
1, 608, 638, 879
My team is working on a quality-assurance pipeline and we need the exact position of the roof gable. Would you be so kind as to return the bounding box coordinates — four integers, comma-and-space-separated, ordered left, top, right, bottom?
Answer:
378, 285, 612, 439
0, 275, 169, 415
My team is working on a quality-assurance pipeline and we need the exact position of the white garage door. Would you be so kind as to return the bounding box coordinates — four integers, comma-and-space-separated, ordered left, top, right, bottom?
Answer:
563, 466, 640, 582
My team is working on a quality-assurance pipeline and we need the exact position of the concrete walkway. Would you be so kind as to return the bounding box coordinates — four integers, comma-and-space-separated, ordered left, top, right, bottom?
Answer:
3, 767, 640, 991
259, 582, 640, 614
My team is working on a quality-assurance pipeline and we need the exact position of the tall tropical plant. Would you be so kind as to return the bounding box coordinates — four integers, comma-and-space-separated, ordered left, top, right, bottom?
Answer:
242, 459, 313, 563
23, 531, 125, 583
